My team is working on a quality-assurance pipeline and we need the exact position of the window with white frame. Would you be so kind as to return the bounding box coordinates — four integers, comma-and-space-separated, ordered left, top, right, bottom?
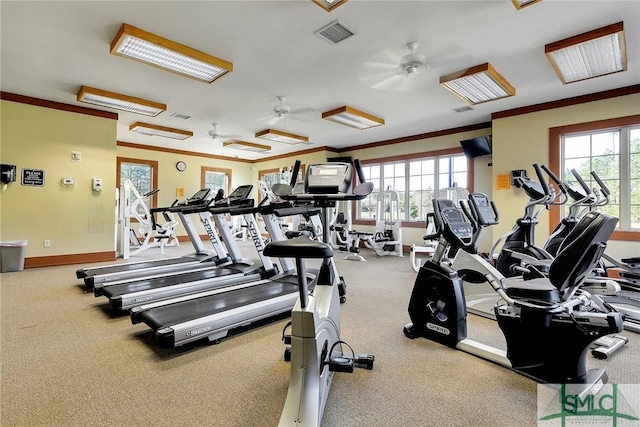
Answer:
359, 153, 468, 222
561, 125, 640, 231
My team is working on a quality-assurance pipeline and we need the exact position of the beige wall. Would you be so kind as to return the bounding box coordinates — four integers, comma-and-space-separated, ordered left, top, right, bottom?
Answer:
0, 100, 117, 258
491, 93, 640, 259
116, 144, 254, 238
2, 92, 637, 264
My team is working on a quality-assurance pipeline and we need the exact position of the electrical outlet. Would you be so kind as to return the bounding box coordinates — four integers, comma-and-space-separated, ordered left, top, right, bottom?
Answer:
44, 240, 51, 248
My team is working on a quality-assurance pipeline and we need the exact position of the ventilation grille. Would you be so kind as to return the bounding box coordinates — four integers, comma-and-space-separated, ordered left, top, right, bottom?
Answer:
315, 20, 357, 45
453, 106, 474, 113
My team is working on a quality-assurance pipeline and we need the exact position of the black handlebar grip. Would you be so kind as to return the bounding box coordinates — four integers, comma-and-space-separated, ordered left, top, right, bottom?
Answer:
590, 171, 611, 197
290, 160, 301, 186
171, 198, 179, 207
571, 169, 591, 194
540, 164, 566, 194
533, 164, 550, 196
353, 159, 366, 184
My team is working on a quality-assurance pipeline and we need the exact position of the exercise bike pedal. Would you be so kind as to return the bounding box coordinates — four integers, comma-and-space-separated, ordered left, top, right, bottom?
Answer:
328, 356, 354, 373
282, 321, 292, 345
353, 353, 375, 370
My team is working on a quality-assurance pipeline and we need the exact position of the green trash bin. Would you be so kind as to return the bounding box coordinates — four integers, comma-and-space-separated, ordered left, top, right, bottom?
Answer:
0, 240, 28, 272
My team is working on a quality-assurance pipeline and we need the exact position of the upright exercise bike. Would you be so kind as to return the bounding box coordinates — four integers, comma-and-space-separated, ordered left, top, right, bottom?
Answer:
404, 197, 623, 393
266, 160, 375, 427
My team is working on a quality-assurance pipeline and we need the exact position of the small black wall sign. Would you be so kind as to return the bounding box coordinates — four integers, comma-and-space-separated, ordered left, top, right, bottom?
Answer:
21, 169, 45, 187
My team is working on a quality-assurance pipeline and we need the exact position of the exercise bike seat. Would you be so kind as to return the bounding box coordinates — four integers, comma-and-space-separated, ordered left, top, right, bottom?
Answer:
264, 236, 333, 259
502, 278, 560, 302
500, 211, 618, 304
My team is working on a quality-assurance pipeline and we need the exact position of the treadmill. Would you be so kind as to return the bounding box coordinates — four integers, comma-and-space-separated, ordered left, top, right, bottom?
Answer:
96, 188, 280, 311
130, 188, 327, 347
76, 189, 219, 288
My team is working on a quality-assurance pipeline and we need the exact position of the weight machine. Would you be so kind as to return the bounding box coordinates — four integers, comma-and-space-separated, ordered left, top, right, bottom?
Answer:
116, 180, 178, 259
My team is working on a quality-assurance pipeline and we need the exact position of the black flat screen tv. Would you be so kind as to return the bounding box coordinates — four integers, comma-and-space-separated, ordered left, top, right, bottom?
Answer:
460, 136, 492, 158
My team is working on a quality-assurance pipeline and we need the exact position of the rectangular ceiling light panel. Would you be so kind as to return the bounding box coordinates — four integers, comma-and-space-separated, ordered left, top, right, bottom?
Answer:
110, 24, 233, 83
322, 106, 384, 130
512, 0, 542, 9
312, 0, 349, 12
255, 129, 309, 145
440, 63, 515, 105
77, 86, 166, 116
129, 122, 193, 140
223, 141, 271, 153
545, 22, 626, 84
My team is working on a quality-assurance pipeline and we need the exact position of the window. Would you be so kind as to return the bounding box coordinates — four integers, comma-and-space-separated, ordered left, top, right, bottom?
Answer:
550, 114, 640, 240
358, 150, 471, 225
561, 126, 639, 231
201, 167, 231, 197
117, 157, 158, 209
258, 165, 305, 199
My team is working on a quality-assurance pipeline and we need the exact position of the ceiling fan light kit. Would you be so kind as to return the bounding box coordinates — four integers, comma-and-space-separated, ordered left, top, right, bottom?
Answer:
322, 105, 384, 130
400, 42, 428, 76
77, 86, 166, 116
110, 23, 233, 83
439, 63, 515, 105
545, 21, 626, 84
255, 129, 310, 145
129, 121, 193, 140
223, 140, 271, 153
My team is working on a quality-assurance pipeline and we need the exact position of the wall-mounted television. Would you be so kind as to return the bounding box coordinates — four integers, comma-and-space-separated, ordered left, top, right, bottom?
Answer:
460, 136, 492, 158
327, 156, 353, 164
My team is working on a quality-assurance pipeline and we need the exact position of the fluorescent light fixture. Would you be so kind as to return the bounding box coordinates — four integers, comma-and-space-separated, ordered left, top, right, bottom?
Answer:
545, 22, 626, 84
223, 140, 271, 153
512, 0, 542, 9
129, 122, 193, 140
255, 129, 309, 145
439, 63, 515, 105
312, 0, 348, 12
77, 86, 166, 117
322, 106, 384, 130
110, 23, 233, 83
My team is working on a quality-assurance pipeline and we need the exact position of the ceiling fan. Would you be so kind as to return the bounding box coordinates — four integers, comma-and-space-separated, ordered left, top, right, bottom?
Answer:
207, 123, 240, 142
261, 96, 315, 125
358, 41, 471, 92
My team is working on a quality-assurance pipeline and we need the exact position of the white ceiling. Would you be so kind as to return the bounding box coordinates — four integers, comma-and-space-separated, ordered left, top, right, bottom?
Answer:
2, 1, 639, 160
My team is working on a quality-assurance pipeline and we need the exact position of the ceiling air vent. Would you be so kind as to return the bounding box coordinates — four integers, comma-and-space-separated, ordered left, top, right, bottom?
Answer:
170, 112, 191, 120
315, 20, 357, 45
453, 106, 474, 113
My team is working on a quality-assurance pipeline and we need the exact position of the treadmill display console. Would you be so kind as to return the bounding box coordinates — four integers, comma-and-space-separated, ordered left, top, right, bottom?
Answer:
306, 163, 352, 194
183, 189, 212, 206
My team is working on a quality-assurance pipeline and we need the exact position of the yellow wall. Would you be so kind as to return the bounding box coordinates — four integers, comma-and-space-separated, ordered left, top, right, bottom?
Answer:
2, 92, 638, 265
491, 93, 640, 258
0, 100, 117, 258
116, 144, 254, 238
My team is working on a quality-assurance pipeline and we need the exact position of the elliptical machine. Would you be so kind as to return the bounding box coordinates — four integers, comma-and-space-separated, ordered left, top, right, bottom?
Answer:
267, 160, 375, 427
404, 197, 623, 392
491, 164, 562, 277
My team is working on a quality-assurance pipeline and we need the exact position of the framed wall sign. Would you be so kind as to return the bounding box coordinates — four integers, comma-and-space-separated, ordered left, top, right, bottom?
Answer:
21, 168, 45, 187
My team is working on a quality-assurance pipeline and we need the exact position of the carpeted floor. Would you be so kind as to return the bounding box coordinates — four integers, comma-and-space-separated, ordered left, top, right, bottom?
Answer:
1, 242, 638, 427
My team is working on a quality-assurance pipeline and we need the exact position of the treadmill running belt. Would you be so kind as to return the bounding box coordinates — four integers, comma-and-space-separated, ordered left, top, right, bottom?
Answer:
101, 267, 240, 298
138, 281, 299, 330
